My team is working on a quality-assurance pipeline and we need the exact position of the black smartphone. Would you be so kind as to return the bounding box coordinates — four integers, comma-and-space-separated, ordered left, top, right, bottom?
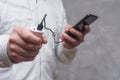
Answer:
67, 14, 98, 38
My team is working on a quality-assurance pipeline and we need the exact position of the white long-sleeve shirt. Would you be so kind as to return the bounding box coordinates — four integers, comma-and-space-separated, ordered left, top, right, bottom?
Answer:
0, 0, 77, 80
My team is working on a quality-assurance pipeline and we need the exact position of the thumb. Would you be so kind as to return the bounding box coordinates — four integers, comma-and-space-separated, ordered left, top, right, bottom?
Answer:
41, 36, 48, 44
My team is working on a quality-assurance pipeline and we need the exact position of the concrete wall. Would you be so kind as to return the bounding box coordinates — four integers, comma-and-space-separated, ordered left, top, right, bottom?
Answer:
57, 0, 120, 80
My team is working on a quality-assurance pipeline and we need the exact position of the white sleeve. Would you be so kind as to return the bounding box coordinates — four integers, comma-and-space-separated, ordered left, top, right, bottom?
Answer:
0, 35, 13, 67
55, 44, 77, 64
55, 1, 77, 64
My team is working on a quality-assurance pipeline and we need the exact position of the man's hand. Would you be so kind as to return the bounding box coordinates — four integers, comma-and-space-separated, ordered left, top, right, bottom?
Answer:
60, 25, 90, 49
7, 27, 47, 63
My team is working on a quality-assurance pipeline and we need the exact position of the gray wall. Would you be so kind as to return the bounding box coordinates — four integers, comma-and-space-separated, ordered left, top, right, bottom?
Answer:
57, 0, 120, 80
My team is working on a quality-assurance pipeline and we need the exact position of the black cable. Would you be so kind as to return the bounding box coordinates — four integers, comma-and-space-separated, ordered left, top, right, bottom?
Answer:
41, 14, 62, 44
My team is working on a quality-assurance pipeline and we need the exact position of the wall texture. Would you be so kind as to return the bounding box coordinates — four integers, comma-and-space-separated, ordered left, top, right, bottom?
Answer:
57, 0, 120, 80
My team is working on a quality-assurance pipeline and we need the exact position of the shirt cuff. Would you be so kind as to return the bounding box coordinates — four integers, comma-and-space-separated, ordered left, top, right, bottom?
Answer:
0, 35, 13, 67
56, 44, 77, 64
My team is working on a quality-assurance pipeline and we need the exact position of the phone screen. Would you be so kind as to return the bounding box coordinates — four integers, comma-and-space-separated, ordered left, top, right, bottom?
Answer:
83, 14, 98, 25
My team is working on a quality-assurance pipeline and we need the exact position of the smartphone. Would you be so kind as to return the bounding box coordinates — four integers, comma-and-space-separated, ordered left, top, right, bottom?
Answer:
67, 14, 98, 38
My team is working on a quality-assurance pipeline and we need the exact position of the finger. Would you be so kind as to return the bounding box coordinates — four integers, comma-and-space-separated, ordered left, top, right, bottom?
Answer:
70, 28, 83, 41
82, 25, 90, 36
9, 43, 39, 57
14, 27, 41, 44
61, 33, 82, 46
9, 33, 42, 51
10, 52, 35, 63
62, 41, 74, 49
41, 36, 48, 44
61, 33, 76, 44
64, 25, 72, 32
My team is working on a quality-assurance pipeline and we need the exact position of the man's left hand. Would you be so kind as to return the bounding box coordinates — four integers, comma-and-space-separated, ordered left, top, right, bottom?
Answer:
60, 25, 90, 49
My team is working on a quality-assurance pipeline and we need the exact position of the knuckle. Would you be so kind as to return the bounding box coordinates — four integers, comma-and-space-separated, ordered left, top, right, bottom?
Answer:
10, 53, 18, 61
24, 34, 31, 40
78, 33, 83, 38
9, 45, 15, 51
36, 39, 41, 44
9, 36, 15, 43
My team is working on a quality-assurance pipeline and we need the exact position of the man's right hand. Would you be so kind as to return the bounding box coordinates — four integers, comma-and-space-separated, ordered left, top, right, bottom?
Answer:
7, 27, 47, 63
